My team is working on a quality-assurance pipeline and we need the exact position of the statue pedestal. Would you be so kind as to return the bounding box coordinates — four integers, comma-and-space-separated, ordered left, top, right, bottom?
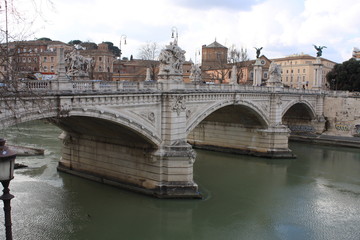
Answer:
158, 74, 184, 91
313, 57, 323, 90
253, 59, 263, 86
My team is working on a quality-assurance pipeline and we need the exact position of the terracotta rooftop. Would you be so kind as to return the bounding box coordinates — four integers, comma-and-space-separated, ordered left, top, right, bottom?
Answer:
204, 41, 227, 49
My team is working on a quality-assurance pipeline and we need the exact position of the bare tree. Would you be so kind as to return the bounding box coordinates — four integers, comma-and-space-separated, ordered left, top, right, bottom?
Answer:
0, 0, 56, 125
228, 45, 249, 63
228, 45, 250, 84
137, 42, 160, 61
137, 42, 160, 80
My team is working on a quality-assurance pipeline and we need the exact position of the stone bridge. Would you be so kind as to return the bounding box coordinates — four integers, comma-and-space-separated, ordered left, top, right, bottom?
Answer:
0, 80, 325, 198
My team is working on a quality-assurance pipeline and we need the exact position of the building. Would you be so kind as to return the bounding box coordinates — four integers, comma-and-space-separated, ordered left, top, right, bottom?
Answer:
201, 41, 271, 85
113, 59, 159, 82
9, 40, 71, 73
201, 41, 228, 70
78, 42, 115, 80
1, 40, 118, 81
1, 40, 71, 80
353, 47, 360, 60
272, 54, 336, 89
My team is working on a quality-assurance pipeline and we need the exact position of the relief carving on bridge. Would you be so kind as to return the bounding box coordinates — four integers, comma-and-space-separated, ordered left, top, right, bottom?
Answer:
140, 111, 156, 124
172, 96, 186, 116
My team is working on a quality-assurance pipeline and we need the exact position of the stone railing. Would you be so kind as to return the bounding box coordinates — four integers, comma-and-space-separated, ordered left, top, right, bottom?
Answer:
3, 79, 324, 95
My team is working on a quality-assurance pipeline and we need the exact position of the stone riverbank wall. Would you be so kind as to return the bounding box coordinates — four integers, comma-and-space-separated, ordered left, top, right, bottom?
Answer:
324, 93, 360, 137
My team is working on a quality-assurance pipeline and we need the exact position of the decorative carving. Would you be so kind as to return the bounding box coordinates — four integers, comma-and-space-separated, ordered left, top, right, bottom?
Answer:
186, 109, 192, 119
148, 112, 155, 122
172, 96, 186, 116
140, 111, 156, 123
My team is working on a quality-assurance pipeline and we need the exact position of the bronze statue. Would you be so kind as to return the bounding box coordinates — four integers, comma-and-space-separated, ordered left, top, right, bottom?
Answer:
254, 47, 263, 59
313, 45, 327, 57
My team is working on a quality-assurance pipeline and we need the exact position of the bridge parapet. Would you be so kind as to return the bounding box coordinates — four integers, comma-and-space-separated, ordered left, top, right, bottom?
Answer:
8, 79, 325, 95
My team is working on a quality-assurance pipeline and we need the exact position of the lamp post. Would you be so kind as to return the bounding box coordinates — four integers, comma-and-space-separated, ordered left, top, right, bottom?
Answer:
194, 48, 201, 65
0, 138, 16, 240
171, 26, 178, 45
118, 35, 127, 81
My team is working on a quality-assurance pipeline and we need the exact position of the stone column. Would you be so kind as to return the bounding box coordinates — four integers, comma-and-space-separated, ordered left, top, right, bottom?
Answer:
313, 57, 323, 90
55, 48, 72, 91
253, 59, 263, 86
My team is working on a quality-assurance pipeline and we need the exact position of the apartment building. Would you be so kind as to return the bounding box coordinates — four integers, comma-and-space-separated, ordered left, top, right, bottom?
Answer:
272, 54, 336, 89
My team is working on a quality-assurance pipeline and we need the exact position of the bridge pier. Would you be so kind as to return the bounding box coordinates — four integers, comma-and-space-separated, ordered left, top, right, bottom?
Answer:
188, 121, 294, 158
57, 132, 200, 199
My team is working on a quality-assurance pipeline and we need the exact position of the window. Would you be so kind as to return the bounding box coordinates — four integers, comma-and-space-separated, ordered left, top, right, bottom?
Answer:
28, 57, 31, 63
99, 57, 102, 61
51, 57, 54, 62
43, 57, 47, 62
51, 66, 54, 72
23, 57, 26, 63
303, 69, 306, 73
263, 72, 268, 79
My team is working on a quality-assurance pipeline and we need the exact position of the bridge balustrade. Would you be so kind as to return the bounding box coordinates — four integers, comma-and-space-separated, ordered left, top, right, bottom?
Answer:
2, 79, 326, 95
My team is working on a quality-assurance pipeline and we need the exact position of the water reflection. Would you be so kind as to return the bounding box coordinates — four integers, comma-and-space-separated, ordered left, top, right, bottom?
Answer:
0, 121, 359, 240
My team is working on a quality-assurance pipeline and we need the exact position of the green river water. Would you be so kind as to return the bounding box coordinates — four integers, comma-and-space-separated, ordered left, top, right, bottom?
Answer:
0, 121, 359, 240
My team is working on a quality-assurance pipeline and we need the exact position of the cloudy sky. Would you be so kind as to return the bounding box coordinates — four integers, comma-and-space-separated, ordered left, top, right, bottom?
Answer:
8, 0, 360, 63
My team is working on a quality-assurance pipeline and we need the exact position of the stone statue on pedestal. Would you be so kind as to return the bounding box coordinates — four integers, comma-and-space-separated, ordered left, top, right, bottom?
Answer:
313, 45, 326, 57
266, 62, 283, 87
145, 68, 151, 81
158, 42, 186, 77
254, 47, 263, 59
230, 65, 237, 84
189, 63, 201, 82
65, 49, 94, 79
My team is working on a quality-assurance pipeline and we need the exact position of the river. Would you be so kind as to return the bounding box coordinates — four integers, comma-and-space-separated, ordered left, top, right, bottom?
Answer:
1, 121, 360, 240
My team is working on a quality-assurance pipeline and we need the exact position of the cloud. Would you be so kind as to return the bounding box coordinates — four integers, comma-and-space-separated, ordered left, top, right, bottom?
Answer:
18, 0, 360, 63
173, 0, 265, 11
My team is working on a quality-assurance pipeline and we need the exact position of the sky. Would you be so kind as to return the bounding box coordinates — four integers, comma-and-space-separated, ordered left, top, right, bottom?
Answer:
5, 0, 360, 63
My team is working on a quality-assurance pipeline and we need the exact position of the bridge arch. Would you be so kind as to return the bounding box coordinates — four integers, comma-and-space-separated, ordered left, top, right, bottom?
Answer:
281, 100, 316, 119
1, 107, 161, 147
186, 99, 269, 135
61, 108, 162, 147
282, 100, 317, 133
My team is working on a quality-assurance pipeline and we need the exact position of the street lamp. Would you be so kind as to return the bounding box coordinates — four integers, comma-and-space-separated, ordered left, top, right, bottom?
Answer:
0, 138, 16, 240
118, 35, 127, 81
171, 26, 178, 45
194, 48, 201, 64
